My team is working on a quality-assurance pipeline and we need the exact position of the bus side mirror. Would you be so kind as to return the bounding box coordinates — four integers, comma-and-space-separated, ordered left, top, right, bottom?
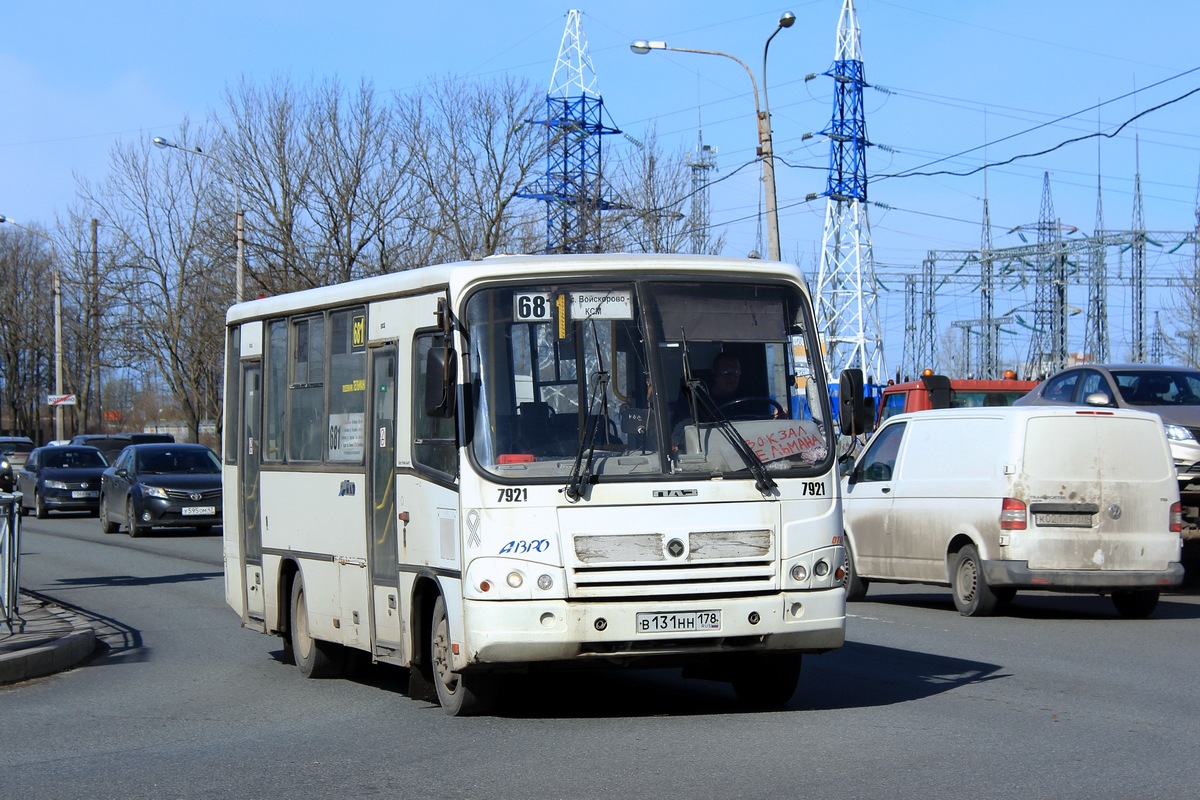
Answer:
424, 344, 458, 418
838, 369, 874, 436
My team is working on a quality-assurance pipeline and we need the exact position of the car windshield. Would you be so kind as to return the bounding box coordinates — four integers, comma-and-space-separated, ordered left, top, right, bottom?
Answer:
464, 277, 833, 483
1111, 370, 1200, 406
136, 448, 220, 474
44, 449, 106, 469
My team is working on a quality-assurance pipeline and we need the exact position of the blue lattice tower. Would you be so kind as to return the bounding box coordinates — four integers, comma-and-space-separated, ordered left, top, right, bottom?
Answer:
517, 10, 621, 254
813, 0, 885, 382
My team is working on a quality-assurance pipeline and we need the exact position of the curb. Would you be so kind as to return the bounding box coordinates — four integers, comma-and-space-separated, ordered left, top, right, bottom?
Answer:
0, 601, 98, 686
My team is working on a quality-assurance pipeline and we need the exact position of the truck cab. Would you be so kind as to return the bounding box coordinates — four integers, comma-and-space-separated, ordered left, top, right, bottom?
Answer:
877, 370, 1037, 425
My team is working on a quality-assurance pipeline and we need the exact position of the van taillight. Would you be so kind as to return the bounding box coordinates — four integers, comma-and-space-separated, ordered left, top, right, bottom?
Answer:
1000, 498, 1027, 530
1170, 501, 1182, 533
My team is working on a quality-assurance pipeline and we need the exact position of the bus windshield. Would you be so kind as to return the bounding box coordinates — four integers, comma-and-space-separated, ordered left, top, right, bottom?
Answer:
465, 278, 832, 482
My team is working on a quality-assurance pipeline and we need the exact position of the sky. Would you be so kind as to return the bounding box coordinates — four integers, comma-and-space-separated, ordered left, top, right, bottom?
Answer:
4, 0, 1200, 376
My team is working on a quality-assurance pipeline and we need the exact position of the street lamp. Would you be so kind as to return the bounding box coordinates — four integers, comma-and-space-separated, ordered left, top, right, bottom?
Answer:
152, 136, 245, 303
0, 215, 65, 441
631, 11, 795, 262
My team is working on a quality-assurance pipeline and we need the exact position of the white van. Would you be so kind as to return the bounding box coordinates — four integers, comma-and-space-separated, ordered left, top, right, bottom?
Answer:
841, 406, 1184, 617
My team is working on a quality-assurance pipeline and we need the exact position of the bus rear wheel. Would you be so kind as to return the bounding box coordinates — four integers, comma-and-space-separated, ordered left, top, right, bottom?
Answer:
430, 595, 496, 716
290, 576, 345, 679
730, 653, 802, 708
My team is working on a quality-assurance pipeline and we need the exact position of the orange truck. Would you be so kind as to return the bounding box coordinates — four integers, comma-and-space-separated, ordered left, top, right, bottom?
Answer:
876, 370, 1038, 425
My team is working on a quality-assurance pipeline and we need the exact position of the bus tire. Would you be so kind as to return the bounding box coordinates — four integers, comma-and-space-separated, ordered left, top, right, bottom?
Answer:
99, 495, 120, 533
843, 537, 869, 602
430, 595, 496, 716
1112, 589, 1159, 618
731, 653, 802, 708
951, 545, 998, 617
290, 576, 345, 679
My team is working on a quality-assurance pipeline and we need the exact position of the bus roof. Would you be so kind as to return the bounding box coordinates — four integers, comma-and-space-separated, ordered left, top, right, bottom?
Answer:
225, 253, 808, 324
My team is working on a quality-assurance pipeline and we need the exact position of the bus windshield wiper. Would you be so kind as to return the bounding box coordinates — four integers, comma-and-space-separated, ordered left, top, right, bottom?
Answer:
686, 379, 778, 494
563, 370, 609, 502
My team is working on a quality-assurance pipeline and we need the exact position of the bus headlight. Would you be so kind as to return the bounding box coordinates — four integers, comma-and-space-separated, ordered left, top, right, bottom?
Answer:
506, 571, 524, 589
791, 564, 808, 582
537, 574, 554, 591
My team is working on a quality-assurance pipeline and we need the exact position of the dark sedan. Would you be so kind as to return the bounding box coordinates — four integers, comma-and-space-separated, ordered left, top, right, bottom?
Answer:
17, 446, 108, 518
99, 443, 222, 537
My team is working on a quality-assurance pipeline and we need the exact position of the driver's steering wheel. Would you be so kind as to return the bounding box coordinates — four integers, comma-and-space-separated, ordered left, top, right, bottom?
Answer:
718, 396, 787, 421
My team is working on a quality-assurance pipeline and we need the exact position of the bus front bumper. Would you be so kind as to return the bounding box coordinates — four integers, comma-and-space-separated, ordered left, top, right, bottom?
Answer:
462, 589, 846, 666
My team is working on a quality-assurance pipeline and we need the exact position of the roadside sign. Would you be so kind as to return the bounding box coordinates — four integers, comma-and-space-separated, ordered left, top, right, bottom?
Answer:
47, 394, 76, 406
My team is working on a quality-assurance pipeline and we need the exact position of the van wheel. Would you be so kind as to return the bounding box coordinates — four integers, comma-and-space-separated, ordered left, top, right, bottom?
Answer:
289, 577, 346, 678
430, 595, 496, 716
731, 653, 802, 708
951, 545, 998, 617
843, 537, 869, 602
1112, 590, 1159, 618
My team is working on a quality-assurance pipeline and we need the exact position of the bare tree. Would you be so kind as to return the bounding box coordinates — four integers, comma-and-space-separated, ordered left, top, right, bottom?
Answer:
222, 76, 317, 295
603, 130, 693, 254
0, 227, 54, 437
395, 76, 547, 263
79, 121, 230, 442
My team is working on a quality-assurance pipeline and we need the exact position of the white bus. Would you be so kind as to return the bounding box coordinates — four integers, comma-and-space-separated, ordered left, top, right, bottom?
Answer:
222, 253, 847, 714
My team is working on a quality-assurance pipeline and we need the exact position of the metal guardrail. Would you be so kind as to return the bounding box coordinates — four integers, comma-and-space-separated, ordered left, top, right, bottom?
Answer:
1, 492, 21, 632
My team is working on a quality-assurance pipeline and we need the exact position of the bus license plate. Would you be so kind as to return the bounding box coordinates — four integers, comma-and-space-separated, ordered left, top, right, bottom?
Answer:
182, 506, 215, 516
636, 610, 720, 634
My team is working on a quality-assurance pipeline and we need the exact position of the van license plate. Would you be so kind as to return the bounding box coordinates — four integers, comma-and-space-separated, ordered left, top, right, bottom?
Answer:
182, 506, 215, 516
636, 610, 720, 633
1035, 513, 1092, 528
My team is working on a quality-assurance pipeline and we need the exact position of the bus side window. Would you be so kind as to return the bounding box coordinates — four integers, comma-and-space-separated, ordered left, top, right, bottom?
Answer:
413, 332, 458, 478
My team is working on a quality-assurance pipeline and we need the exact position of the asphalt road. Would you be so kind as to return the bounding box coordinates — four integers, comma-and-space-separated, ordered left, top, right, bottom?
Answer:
4, 514, 1198, 799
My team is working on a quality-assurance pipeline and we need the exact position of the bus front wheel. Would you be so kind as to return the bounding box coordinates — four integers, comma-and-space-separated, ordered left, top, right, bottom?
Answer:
290, 577, 345, 679
430, 595, 496, 716
730, 653, 802, 708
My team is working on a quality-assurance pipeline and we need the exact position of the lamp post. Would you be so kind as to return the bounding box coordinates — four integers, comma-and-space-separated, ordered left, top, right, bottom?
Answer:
152, 136, 245, 303
0, 215, 65, 441
632, 11, 795, 262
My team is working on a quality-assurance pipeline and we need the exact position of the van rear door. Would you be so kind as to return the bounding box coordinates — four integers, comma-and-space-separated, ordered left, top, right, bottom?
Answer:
1016, 412, 1179, 572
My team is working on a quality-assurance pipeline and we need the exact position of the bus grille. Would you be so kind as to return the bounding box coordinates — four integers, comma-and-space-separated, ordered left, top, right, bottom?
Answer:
569, 529, 777, 598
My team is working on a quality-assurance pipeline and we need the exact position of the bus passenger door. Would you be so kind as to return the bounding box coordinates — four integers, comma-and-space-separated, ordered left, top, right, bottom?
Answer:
240, 362, 265, 622
366, 343, 404, 661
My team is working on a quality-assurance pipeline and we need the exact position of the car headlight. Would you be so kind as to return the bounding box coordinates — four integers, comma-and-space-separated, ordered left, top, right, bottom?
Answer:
1163, 423, 1196, 443
141, 485, 169, 499
45, 480, 69, 490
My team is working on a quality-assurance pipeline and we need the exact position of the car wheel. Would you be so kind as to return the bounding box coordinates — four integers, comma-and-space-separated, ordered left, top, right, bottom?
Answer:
35, 490, 48, 519
290, 575, 345, 679
431, 594, 496, 716
1112, 589, 1159, 618
99, 494, 120, 533
843, 536, 869, 602
126, 498, 144, 538
951, 544, 998, 617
